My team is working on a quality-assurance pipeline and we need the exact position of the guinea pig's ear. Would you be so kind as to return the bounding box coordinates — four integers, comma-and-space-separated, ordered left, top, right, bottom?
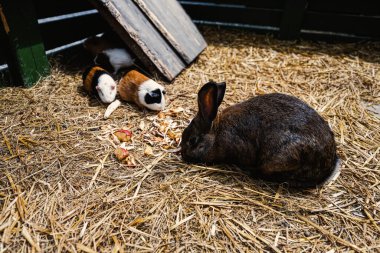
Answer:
216, 82, 226, 106
198, 81, 219, 125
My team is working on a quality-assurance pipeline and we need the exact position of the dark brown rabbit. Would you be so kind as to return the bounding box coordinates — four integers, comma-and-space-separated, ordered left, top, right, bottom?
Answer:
181, 81, 340, 187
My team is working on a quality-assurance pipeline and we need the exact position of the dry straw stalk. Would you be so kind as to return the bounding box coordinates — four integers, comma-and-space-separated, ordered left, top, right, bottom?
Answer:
1, 27, 379, 252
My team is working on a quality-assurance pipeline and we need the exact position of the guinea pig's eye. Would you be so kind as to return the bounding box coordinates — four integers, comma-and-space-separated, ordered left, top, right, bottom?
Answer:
162, 90, 166, 95
96, 86, 103, 95
188, 136, 198, 146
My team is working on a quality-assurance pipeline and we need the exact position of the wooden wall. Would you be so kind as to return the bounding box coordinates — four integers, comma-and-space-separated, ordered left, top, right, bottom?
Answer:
180, 0, 380, 40
1, 0, 379, 84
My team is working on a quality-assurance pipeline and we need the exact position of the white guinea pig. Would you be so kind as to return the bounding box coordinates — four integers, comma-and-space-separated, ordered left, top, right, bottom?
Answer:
83, 34, 135, 74
82, 66, 117, 104
94, 48, 135, 74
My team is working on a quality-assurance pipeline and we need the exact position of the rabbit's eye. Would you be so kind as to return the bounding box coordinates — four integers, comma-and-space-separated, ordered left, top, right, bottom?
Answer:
188, 136, 198, 146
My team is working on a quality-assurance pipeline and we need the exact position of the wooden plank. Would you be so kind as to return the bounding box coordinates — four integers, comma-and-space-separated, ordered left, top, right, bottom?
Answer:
0, 28, 6, 64
180, 2, 282, 28
89, 0, 186, 81
0, 4, 23, 85
0, 25, 11, 86
179, 0, 283, 10
0, 69, 11, 87
39, 13, 108, 51
132, 0, 206, 64
33, 0, 94, 19
300, 30, 374, 42
280, 0, 307, 40
303, 11, 380, 38
180, 0, 379, 40
0, 0, 50, 87
180, 0, 380, 15
307, 0, 380, 16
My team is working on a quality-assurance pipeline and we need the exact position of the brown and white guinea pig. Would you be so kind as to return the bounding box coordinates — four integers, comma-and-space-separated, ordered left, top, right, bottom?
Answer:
180, 81, 340, 188
118, 70, 166, 111
82, 66, 117, 104
83, 34, 135, 74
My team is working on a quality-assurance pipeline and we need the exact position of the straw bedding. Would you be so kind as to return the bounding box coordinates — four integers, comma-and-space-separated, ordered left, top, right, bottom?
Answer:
1, 27, 379, 252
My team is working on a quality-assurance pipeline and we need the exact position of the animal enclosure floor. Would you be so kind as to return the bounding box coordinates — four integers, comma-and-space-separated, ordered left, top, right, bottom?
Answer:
1, 27, 379, 252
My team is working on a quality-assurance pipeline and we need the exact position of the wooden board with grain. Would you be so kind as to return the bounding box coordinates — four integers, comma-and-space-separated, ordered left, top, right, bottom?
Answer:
90, 0, 206, 81
132, 0, 207, 64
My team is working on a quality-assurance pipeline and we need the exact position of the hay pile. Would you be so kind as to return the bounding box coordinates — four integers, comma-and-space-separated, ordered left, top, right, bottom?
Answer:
1, 27, 379, 252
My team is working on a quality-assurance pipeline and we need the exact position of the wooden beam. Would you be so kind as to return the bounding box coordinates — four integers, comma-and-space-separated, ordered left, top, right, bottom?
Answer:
133, 0, 206, 64
39, 13, 109, 51
180, 2, 282, 29
280, 0, 307, 40
0, 14, 13, 87
303, 11, 380, 39
33, 0, 94, 19
0, 0, 50, 87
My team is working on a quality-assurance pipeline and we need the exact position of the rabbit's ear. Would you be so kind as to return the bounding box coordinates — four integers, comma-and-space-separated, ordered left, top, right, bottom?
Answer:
198, 82, 219, 124
216, 82, 226, 107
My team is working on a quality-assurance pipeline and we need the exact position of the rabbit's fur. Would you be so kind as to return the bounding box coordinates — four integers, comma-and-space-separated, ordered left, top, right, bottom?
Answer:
181, 81, 339, 187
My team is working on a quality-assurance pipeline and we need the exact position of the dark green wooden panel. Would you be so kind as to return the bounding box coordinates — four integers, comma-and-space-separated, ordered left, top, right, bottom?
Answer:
0, 0, 49, 87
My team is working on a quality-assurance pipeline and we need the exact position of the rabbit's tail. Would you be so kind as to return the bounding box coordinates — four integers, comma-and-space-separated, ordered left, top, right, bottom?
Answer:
285, 155, 341, 188
319, 156, 341, 186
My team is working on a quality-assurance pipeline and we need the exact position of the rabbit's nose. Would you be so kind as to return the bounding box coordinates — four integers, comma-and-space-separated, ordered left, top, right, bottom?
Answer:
180, 152, 192, 162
